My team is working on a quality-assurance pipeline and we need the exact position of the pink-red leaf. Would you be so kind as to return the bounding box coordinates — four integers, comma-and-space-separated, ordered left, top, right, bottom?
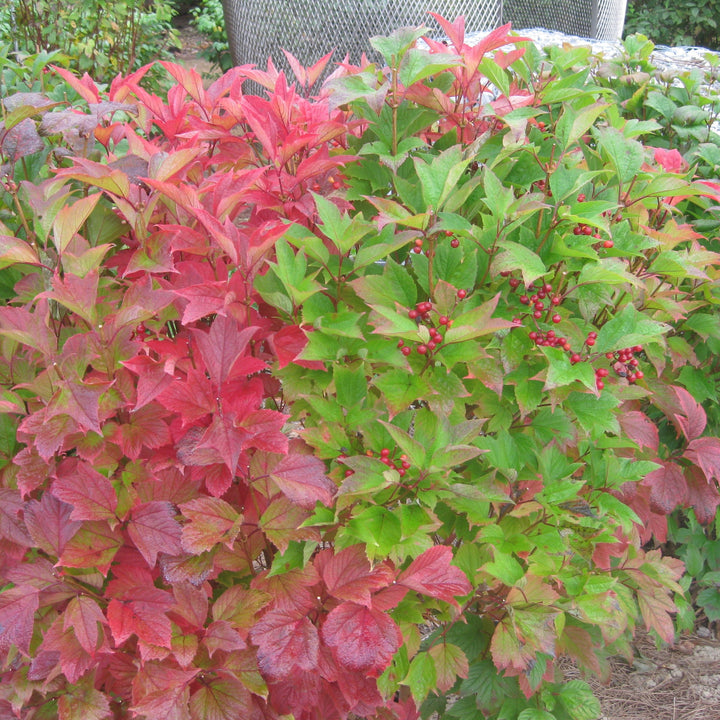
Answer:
0, 586, 39, 653
673, 386, 706, 441
63, 595, 106, 655
189, 677, 251, 720
269, 452, 336, 508
429, 642, 469, 693
319, 545, 394, 608
193, 316, 258, 387
179, 496, 242, 554
107, 586, 174, 647
618, 410, 659, 452
128, 501, 183, 567
321, 602, 401, 676
60, 521, 123, 575
52, 459, 117, 525
249, 609, 320, 680
684, 436, 720, 483
642, 461, 687, 514
397, 545, 471, 606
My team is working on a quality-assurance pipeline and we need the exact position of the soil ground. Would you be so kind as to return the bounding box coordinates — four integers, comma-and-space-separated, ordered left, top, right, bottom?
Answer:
170, 21, 720, 720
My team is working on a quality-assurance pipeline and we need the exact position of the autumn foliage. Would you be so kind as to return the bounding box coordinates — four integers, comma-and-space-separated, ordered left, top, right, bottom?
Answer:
0, 14, 720, 720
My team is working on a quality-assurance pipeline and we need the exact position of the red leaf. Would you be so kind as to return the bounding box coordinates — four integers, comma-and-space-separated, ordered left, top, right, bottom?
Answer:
189, 677, 251, 720
672, 386, 706, 441
202, 620, 247, 657
57, 675, 111, 720
272, 325, 322, 369
0, 488, 33, 547
123, 355, 174, 411
0, 586, 39, 654
685, 466, 720, 524
18, 410, 76, 462
250, 566, 318, 614
684, 436, 720, 484
618, 410, 659, 452
36, 616, 96, 684
249, 609, 320, 680
60, 521, 123, 575
39, 271, 99, 325
175, 281, 228, 325
158, 369, 215, 423
131, 662, 197, 720
428, 642, 469, 693
192, 315, 258, 387
322, 602, 401, 676
0, 303, 56, 356
270, 452, 336, 508
63, 595, 106, 655
114, 405, 171, 460
107, 586, 174, 647
128, 501, 183, 567
190, 413, 250, 472
397, 546, 471, 606
319, 545, 394, 608
48, 379, 106, 435
52, 459, 117, 525
179, 496, 242, 554
642, 461, 687, 514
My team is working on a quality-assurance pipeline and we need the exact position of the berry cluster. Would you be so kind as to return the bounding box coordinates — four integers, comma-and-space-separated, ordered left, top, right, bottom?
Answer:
340, 449, 412, 478
606, 346, 645, 384
412, 230, 460, 255
515, 281, 563, 323
399, 298, 459, 357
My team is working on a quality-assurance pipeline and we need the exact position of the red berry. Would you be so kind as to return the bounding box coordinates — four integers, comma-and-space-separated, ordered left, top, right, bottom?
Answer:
596, 379, 605, 390
401, 460, 411, 469
408, 309, 418, 319
500, 270, 511, 277
571, 353, 582, 363
397, 339, 404, 348
577, 193, 586, 202
633, 345, 643, 353
412, 246, 422, 253
573, 226, 582, 235
414, 238, 423, 247
603, 239, 614, 249
381, 448, 390, 457
519, 295, 530, 305
586, 337, 596, 347
439, 316, 449, 325
445, 230, 454, 237
543, 283, 553, 293
529, 331, 538, 341
533, 310, 543, 319
588, 331, 597, 339
635, 370, 644, 379
398, 468, 406, 477
417, 344, 428, 355
546, 330, 555, 338
596, 368, 609, 377
552, 314, 561, 324
344, 469, 354, 477
457, 289, 467, 299
606, 352, 614, 359
509, 278, 520, 288
401, 346, 412, 356
562, 343, 571, 351
551, 295, 562, 305
450, 238, 459, 248
427, 341, 437, 350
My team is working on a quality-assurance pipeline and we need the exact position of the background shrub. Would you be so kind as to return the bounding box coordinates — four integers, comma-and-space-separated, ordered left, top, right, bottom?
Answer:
0, 0, 180, 82
624, 0, 720, 50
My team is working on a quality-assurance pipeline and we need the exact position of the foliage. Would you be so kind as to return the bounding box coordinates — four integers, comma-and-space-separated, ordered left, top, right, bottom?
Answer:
191, 0, 232, 72
0, 16, 720, 720
624, 0, 720, 51
0, 0, 180, 84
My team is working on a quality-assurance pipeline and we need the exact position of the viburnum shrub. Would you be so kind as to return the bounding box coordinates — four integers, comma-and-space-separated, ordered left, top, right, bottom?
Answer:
1, 14, 720, 720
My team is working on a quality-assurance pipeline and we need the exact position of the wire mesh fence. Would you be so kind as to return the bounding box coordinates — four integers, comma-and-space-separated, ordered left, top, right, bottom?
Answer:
221, 0, 627, 83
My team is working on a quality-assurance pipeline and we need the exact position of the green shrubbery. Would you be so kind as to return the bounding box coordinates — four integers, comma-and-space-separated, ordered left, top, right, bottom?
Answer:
0, 16, 720, 720
191, 0, 232, 71
625, 0, 720, 50
0, 0, 180, 83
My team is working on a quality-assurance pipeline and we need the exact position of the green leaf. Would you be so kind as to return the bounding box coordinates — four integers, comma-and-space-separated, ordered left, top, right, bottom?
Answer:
555, 102, 609, 150
399, 48, 460, 87
594, 303, 671, 354
596, 127, 644, 184
517, 710, 556, 720
413, 147, 470, 211
558, 679, 602, 720
541, 347, 597, 392
493, 241, 547, 286
334, 363, 367, 407
343, 505, 402, 561
370, 26, 428, 65
403, 651, 437, 705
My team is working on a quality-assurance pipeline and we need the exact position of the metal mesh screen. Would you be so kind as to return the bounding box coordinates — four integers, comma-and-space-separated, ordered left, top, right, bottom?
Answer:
222, 0, 627, 80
